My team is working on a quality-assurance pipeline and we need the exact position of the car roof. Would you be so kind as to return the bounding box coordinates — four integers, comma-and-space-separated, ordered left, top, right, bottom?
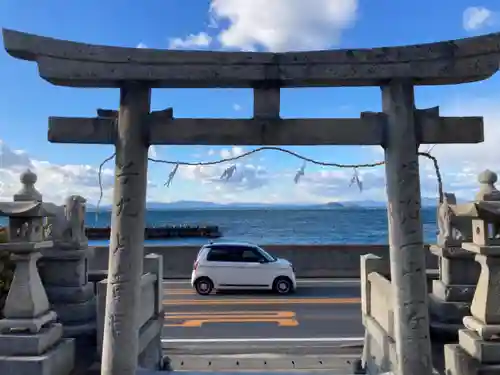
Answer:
202, 241, 259, 249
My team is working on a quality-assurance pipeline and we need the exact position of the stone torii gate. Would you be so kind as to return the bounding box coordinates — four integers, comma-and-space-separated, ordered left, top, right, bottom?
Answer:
3, 28, 499, 375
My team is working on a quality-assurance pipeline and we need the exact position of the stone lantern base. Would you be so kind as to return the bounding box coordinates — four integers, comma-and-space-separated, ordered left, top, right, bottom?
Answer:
0, 330, 74, 375
429, 245, 479, 340
39, 245, 96, 340
0, 242, 75, 375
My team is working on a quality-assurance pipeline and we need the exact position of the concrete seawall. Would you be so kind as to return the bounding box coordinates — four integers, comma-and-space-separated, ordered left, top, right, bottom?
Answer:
88, 244, 438, 279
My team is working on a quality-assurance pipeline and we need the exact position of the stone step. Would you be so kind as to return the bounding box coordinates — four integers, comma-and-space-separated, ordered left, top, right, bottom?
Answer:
139, 372, 357, 375
83, 355, 363, 374
166, 354, 362, 372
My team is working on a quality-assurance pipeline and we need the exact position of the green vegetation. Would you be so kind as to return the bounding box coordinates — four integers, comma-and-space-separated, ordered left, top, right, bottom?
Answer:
0, 227, 13, 318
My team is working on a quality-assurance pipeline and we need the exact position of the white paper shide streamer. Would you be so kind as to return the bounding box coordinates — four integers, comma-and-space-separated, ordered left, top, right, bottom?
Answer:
294, 162, 306, 184
220, 165, 237, 181
349, 168, 363, 192
164, 164, 179, 187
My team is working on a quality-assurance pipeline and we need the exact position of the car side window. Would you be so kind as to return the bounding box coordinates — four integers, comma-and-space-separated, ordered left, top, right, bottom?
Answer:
205, 246, 264, 263
206, 247, 233, 262
240, 248, 263, 263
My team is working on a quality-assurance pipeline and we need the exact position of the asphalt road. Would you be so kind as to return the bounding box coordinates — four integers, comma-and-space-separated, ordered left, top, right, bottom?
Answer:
161, 279, 364, 356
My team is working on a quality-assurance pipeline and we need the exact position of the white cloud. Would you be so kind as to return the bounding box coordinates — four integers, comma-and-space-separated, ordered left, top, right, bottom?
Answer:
0, 140, 33, 169
208, 13, 219, 29
179, 162, 269, 191
220, 146, 244, 159
0, 149, 115, 205
207, 149, 215, 156
220, 149, 231, 159
420, 98, 500, 199
296, 167, 386, 201
148, 145, 158, 159
463, 6, 496, 31
0, 140, 163, 205
233, 103, 242, 111
233, 147, 244, 156
168, 32, 213, 49
209, 0, 358, 51
136, 42, 148, 48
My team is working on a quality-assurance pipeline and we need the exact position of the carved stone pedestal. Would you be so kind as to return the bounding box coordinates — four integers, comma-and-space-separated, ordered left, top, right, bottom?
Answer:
429, 245, 479, 338
39, 195, 96, 343
40, 246, 96, 339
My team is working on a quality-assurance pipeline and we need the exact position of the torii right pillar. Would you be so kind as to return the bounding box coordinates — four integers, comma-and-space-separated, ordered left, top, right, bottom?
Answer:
382, 80, 433, 375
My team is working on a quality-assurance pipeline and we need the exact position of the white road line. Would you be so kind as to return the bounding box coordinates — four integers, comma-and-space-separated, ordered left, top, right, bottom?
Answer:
162, 279, 360, 285
297, 279, 360, 284
161, 337, 363, 343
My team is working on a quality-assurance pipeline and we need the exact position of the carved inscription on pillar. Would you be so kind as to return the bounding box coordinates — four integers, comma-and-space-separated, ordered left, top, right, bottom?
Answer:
101, 84, 151, 375
382, 81, 432, 375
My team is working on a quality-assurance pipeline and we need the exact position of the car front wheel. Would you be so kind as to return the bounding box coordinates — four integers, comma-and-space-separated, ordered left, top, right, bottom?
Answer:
273, 277, 293, 295
194, 277, 214, 296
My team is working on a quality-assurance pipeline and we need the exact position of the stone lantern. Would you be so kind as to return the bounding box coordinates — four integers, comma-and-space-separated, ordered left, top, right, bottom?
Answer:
445, 199, 500, 373
428, 170, 500, 339
0, 170, 74, 375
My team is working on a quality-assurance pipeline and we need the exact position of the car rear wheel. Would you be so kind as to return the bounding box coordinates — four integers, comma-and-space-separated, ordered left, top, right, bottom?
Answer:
273, 276, 293, 295
194, 277, 214, 296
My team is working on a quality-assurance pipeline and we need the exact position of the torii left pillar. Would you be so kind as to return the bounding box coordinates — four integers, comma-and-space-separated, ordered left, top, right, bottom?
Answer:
100, 83, 151, 375
382, 81, 432, 375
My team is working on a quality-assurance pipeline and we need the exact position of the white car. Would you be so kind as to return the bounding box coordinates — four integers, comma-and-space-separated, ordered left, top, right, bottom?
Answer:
191, 241, 297, 295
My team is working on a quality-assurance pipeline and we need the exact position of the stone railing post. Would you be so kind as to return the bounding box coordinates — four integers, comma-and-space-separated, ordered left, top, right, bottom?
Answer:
139, 253, 165, 370
359, 254, 393, 374
444, 199, 500, 374
143, 253, 164, 317
38, 194, 96, 347
0, 169, 75, 375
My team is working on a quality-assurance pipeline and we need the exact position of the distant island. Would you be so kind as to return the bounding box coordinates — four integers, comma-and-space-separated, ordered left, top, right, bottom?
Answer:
87, 198, 438, 211
324, 202, 345, 208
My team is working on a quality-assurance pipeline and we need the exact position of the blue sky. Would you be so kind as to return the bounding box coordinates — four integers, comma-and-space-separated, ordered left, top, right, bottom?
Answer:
0, 0, 499, 205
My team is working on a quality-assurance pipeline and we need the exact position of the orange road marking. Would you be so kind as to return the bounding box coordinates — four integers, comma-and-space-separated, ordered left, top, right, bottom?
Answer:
164, 289, 195, 295
164, 311, 298, 327
166, 311, 295, 318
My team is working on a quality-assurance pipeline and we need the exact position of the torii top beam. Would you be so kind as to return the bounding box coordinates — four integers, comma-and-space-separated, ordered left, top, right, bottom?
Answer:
3, 28, 500, 88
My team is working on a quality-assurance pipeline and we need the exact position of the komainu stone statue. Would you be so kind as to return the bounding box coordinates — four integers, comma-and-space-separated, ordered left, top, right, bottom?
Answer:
438, 193, 457, 245
44, 195, 87, 246
437, 192, 472, 246
64, 195, 87, 244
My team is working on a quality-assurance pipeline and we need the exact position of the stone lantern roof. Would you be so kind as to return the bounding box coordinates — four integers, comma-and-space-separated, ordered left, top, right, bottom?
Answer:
449, 201, 500, 223
0, 169, 59, 219
0, 201, 59, 218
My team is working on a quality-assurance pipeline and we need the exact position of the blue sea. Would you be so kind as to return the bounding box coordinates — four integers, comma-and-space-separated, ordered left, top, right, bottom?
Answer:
74, 207, 438, 246
0, 207, 438, 246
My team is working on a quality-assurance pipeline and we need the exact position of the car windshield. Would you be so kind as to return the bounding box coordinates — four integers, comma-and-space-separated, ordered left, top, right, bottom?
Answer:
197, 245, 208, 259
256, 246, 276, 262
